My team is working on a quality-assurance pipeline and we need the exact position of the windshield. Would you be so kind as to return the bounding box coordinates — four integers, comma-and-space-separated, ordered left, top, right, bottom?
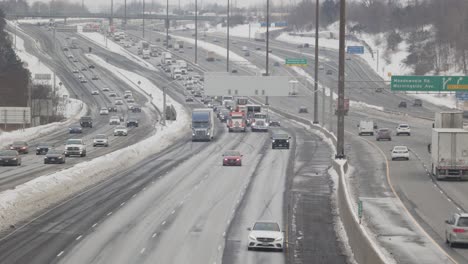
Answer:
273, 134, 289, 139
254, 114, 267, 119
95, 135, 107, 139
253, 222, 280, 232
0, 150, 17, 156
224, 151, 240, 156
193, 122, 209, 128
47, 150, 62, 155
12, 141, 26, 146
66, 139, 82, 145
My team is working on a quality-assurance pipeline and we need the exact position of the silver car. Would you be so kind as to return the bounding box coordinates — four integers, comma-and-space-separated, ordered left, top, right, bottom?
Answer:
376, 128, 392, 141
446, 213, 468, 247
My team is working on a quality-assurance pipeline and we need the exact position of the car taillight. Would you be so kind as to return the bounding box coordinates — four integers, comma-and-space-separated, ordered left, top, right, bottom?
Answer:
236, 158, 240, 161
21, 147, 26, 149
453, 228, 466, 233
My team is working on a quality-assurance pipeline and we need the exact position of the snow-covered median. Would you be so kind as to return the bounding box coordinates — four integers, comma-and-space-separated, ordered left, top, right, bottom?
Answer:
78, 28, 158, 71
0, 57, 189, 233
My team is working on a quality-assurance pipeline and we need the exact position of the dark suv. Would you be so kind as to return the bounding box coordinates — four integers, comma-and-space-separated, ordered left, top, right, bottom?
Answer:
80, 116, 93, 128
271, 132, 291, 149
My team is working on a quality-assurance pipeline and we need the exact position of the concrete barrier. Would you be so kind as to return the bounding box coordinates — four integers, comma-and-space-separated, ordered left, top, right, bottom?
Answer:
267, 105, 386, 264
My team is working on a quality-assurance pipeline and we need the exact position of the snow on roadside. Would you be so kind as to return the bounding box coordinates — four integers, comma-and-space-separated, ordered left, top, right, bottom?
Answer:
0, 56, 189, 233
210, 23, 285, 38
77, 27, 158, 71
0, 31, 87, 144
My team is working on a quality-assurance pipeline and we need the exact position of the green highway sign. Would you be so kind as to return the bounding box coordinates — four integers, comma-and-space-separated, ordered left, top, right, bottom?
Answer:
285, 58, 307, 67
391, 76, 468, 92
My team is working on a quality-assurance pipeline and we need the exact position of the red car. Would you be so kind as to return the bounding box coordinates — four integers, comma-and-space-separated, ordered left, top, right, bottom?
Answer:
222, 150, 243, 166
9, 141, 29, 154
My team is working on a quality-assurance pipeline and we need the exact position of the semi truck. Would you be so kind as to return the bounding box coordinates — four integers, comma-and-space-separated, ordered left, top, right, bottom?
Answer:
70, 37, 78, 49
177, 40, 184, 49
254, 31, 266, 41
335, 98, 350, 115
142, 49, 150, 59
431, 129, 468, 180
175, 60, 187, 74
150, 45, 158, 57
228, 111, 247, 132
434, 111, 463, 128
161, 52, 172, 65
141, 41, 149, 50
192, 108, 215, 141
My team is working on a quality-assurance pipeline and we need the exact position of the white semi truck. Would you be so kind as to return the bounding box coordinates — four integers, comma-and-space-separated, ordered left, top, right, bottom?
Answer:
431, 128, 468, 180
434, 111, 463, 128
161, 52, 172, 65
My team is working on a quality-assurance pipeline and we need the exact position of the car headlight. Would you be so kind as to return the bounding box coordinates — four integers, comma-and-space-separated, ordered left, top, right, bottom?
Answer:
12, 158, 17, 160
272, 140, 276, 143
248, 235, 256, 240
275, 237, 283, 241
286, 140, 289, 142
58, 157, 63, 159
207, 132, 210, 135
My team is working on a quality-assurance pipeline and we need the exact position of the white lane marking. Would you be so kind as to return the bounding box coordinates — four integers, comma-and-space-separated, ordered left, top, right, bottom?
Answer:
57, 251, 64, 257
218, 245, 222, 251
76, 235, 82, 241
222, 232, 226, 237
132, 194, 136, 198
140, 248, 146, 254
171, 210, 175, 215
439, 190, 443, 194
107, 212, 113, 216
458, 207, 462, 211
179, 201, 184, 206
143, 187, 146, 191
120, 202, 126, 206
92, 223, 98, 228
162, 221, 166, 226
152, 233, 157, 238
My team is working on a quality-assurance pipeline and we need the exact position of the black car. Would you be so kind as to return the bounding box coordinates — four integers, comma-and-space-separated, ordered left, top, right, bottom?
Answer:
271, 132, 291, 149
398, 101, 407, 108
0, 150, 21, 166
36, 143, 51, 155
186, 97, 194, 102
80, 116, 93, 128
44, 149, 66, 164
89, 64, 95, 69
9, 141, 29, 154
269, 120, 281, 127
126, 119, 139, 127
131, 105, 142, 113
413, 99, 423, 107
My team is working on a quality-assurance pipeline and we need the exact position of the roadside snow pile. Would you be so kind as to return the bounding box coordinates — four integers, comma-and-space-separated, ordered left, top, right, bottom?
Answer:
17, 18, 94, 25
410, 93, 457, 109
78, 27, 157, 71
170, 34, 263, 72
210, 23, 285, 38
276, 32, 361, 51
0, 56, 189, 233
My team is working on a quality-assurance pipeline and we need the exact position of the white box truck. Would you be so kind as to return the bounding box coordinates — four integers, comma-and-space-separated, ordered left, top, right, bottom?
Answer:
161, 52, 172, 65
175, 60, 187, 74
206, 51, 215, 61
431, 128, 468, 180
254, 31, 266, 41
142, 49, 150, 59
434, 111, 463, 128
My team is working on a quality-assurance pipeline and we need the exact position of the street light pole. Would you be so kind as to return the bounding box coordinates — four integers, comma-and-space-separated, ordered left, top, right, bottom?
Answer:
195, 0, 198, 64
166, 0, 169, 46
142, 0, 145, 38
336, 0, 346, 159
227, 0, 230, 72
124, 0, 127, 27
162, 86, 166, 125
110, 0, 114, 27
265, 0, 270, 106
313, 0, 319, 124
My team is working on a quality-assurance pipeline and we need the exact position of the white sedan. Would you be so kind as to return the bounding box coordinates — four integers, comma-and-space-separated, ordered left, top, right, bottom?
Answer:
113, 126, 128, 136
91, 90, 100, 95
247, 221, 284, 251
391, 146, 409, 161
99, 107, 109, 115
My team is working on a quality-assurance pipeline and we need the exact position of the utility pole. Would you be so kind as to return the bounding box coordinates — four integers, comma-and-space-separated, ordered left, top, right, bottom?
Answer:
124, 0, 127, 27
195, 0, 198, 64
265, 0, 270, 106
313, 0, 319, 124
227, 0, 230, 72
142, 0, 145, 38
110, 0, 114, 27
162, 86, 166, 125
336, 0, 346, 159
166, 0, 169, 46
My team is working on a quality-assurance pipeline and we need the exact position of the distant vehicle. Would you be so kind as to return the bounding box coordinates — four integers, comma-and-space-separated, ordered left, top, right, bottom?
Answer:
299, 106, 308, 113
108, 105, 118, 112
81, 67, 87, 71
142, 49, 150, 59
89, 64, 95, 69
304, 43, 310, 48
445, 213, 468, 247
109, 92, 117, 97
272, 132, 291, 149
64, 138, 86, 157
254, 32, 266, 41
334, 98, 350, 115
131, 105, 142, 113
69, 124, 83, 134
80, 79, 87, 83
391, 146, 409, 161
398, 101, 407, 108
255, 47, 261, 50
67, 54, 74, 59
396, 124, 411, 136
375, 87, 383, 92
114, 126, 128, 136
192, 108, 215, 141
102, 87, 110, 92
124, 91, 133, 99
431, 129, 468, 180
413, 99, 423, 107
222, 150, 242, 166
268, 48, 273, 53
251, 119, 268, 132
115, 99, 124, 105
247, 221, 284, 251
376, 128, 392, 141
126, 97, 135, 103
213, 38, 219, 43
91, 75, 99, 80
44, 149, 66, 164
126, 118, 139, 127
62, 47, 69, 51
242, 46, 248, 51
9, 141, 29, 154
80, 116, 93, 128
91, 90, 99, 95
186, 96, 194, 102
0, 150, 21, 166
99, 107, 109, 115
109, 116, 120, 125
358, 120, 376, 136
269, 120, 281, 127
35, 143, 51, 155
319, 65, 324, 70
72, 69, 79, 74
218, 109, 230, 123
274, 61, 280, 66
326, 69, 333, 75
93, 134, 109, 147
206, 51, 215, 62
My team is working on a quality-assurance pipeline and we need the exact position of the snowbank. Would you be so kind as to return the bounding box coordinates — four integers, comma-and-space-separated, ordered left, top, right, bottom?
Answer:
77, 27, 158, 71
210, 23, 285, 38
0, 56, 190, 233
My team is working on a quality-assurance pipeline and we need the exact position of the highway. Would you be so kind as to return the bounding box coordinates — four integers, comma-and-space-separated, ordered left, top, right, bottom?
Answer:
1, 19, 467, 264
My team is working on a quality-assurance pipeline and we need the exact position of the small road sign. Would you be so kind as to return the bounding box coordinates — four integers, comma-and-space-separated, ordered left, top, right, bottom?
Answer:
285, 58, 307, 67
347, 46, 364, 54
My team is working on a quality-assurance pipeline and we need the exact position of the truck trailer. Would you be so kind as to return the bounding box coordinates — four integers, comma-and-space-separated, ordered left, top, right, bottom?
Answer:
431, 128, 468, 180
434, 111, 463, 129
